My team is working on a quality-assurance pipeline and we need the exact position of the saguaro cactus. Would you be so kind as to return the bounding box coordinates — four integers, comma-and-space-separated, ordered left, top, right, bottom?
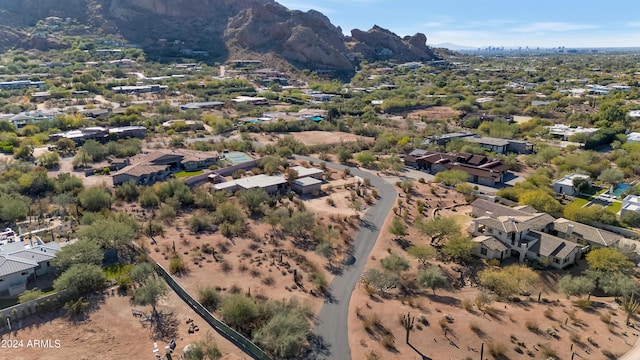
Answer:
401, 312, 415, 344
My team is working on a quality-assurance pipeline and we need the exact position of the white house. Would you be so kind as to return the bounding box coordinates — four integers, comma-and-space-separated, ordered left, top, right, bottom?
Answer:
627, 132, 640, 143
622, 195, 640, 217
0, 241, 60, 296
553, 174, 590, 196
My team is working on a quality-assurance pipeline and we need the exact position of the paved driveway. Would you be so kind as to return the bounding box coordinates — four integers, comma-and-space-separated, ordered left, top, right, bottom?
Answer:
295, 156, 397, 360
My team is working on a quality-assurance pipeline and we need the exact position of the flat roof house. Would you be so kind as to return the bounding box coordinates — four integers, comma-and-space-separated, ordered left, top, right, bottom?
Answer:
621, 195, 640, 218
553, 173, 590, 196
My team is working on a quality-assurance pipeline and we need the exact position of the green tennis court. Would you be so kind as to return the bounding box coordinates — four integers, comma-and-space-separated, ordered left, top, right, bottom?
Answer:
223, 152, 253, 164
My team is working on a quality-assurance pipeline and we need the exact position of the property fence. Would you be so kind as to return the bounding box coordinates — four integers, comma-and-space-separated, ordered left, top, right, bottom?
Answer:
154, 264, 272, 360
0, 290, 70, 330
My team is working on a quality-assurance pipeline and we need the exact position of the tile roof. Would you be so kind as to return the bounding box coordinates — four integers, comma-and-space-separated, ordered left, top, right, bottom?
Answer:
473, 235, 509, 252
525, 231, 583, 259
552, 218, 623, 247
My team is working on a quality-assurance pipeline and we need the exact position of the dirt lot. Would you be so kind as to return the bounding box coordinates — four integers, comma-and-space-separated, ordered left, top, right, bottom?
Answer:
3, 288, 244, 360
347, 180, 634, 360
253, 131, 374, 146
407, 106, 461, 121
132, 171, 373, 320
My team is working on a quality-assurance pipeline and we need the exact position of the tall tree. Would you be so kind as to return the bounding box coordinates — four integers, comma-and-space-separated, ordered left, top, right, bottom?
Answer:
414, 216, 460, 245
133, 278, 168, 315
417, 267, 447, 295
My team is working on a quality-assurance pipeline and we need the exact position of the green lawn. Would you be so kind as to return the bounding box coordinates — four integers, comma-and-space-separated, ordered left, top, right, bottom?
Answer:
174, 170, 204, 178
104, 263, 133, 280
570, 197, 590, 208
606, 201, 622, 214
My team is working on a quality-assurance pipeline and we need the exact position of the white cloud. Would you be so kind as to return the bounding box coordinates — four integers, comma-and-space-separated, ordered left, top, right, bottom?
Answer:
512, 22, 598, 32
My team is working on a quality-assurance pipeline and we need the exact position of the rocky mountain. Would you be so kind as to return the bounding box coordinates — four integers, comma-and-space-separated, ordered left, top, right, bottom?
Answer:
0, 0, 437, 72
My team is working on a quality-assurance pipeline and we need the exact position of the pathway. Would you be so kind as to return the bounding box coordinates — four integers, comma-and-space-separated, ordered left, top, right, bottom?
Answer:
295, 156, 397, 360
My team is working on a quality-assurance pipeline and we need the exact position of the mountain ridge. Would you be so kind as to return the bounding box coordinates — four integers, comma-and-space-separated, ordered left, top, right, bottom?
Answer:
0, 0, 438, 72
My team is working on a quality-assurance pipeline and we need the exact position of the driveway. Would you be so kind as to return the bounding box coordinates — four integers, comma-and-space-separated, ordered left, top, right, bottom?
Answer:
295, 156, 397, 360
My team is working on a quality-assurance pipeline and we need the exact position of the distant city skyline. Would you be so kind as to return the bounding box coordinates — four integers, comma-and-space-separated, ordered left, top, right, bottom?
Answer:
278, 0, 640, 48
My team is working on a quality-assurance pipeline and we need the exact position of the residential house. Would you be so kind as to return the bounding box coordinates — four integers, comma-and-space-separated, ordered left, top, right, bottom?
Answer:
214, 166, 324, 195
621, 195, 640, 218
112, 149, 219, 186
0, 241, 60, 296
546, 124, 598, 141
550, 218, 623, 248
553, 174, 590, 196
406, 151, 510, 187
423, 133, 534, 154
466, 137, 510, 154
470, 200, 583, 269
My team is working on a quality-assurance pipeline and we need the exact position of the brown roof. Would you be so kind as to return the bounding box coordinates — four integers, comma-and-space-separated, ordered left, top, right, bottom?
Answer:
113, 163, 169, 177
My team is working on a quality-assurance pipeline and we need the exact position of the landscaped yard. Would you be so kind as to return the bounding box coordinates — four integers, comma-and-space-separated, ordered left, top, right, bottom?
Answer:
606, 201, 622, 214
174, 170, 204, 178
570, 197, 589, 207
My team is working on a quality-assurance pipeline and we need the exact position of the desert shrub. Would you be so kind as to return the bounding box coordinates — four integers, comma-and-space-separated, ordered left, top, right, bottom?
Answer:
488, 341, 507, 357
381, 334, 395, 350
525, 319, 539, 332
188, 213, 215, 234
574, 298, 592, 310
546, 327, 558, 338
219, 294, 258, 331
539, 343, 558, 359
569, 333, 582, 345
169, 255, 188, 276
484, 306, 499, 318
469, 321, 483, 335
366, 351, 380, 360
262, 276, 275, 286
543, 308, 554, 320
438, 317, 449, 330
600, 313, 611, 324
220, 261, 233, 273
198, 286, 222, 312
462, 298, 473, 312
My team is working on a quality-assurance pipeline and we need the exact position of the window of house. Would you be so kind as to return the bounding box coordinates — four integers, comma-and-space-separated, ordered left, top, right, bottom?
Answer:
21, 271, 28, 275
480, 248, 487, 255
488, 228, 493, 234
554, 258, 560, 264
498, 231, 502, 236
0, 278, 4, 282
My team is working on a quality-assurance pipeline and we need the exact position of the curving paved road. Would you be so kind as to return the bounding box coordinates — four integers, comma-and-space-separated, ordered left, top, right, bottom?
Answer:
295, 156, 397, 360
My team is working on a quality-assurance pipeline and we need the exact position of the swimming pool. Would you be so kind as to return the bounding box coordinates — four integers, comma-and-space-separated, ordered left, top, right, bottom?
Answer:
610, 183, 632, 198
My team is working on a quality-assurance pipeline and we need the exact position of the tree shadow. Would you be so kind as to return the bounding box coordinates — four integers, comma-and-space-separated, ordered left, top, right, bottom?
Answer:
305, 333, 331, 359
146, 310, 179, 341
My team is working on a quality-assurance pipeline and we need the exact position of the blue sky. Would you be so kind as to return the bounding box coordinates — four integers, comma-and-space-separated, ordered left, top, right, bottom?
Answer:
277, 0, 640, 48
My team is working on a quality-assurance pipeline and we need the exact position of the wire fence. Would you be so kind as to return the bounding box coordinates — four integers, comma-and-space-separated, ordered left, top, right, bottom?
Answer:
153, 263, 272, 360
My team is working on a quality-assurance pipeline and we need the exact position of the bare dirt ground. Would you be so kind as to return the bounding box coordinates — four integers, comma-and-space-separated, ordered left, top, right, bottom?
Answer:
129, 172, 372, 320
253, 131, 374, 146
347, 180, 634, 360
407, 106, 461, 121
3, 288, 244, 360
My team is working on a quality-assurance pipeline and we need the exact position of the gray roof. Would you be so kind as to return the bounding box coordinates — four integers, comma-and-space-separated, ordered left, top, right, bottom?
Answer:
293, 177, 322, 186
552, 218, 623, 247
473, 235, 509, 251
0, 242, 60, 277
526, 231, 583, 259
471, 198, 535, 218
466, 136, 510, 147
0, 256, 37, 277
